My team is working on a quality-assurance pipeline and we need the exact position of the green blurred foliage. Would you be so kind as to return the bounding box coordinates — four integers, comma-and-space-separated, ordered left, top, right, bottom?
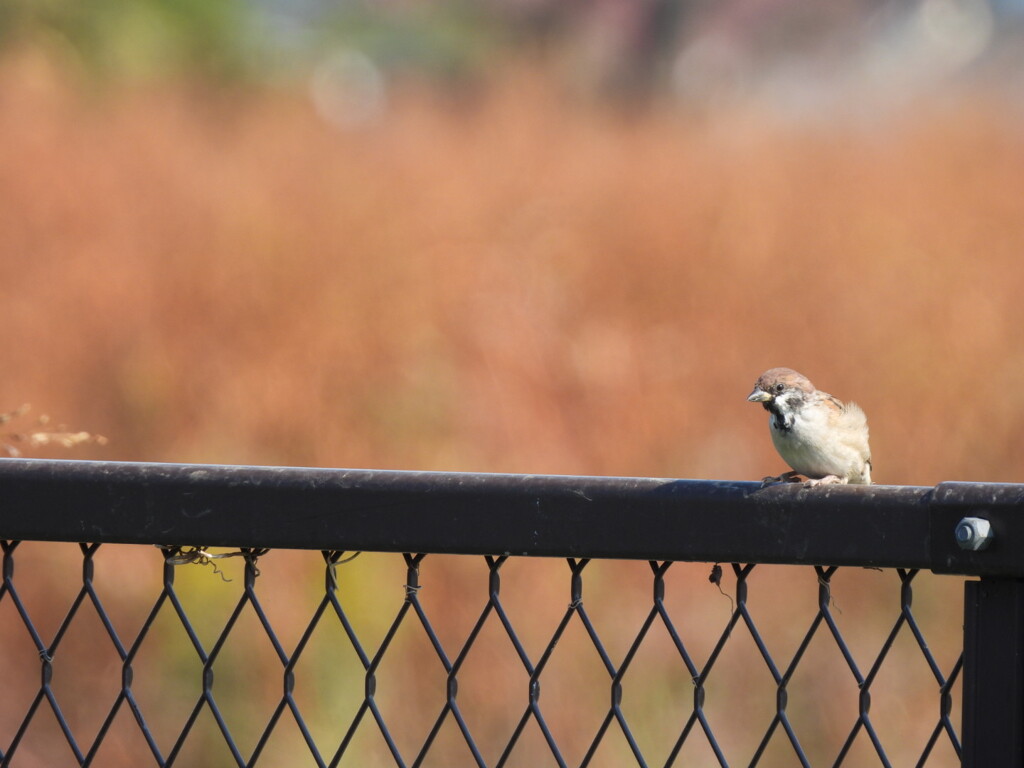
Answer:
317, 0, 503, 83
0, 0, 506, 84
0, 0, 253, 80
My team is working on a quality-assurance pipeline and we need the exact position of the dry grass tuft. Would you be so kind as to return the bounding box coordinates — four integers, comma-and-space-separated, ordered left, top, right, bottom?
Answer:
0, 403, 107, 456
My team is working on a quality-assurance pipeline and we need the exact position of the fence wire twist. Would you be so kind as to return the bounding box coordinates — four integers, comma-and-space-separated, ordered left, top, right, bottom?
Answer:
0, 540, 962, 767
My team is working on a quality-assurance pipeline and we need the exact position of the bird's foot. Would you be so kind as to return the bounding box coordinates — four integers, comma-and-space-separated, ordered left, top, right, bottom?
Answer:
760, 471, 803, 488
803, 475, 849, 487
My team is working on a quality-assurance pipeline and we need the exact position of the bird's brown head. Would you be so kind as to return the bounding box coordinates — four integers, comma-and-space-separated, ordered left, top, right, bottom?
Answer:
747, 368, 815, 405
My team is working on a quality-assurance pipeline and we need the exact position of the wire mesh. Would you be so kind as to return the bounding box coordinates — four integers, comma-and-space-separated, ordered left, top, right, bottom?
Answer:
0, 540, 964, 767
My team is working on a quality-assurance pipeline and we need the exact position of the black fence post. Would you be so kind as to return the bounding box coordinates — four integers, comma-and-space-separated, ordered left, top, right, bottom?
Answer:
962, 578, 1024, 767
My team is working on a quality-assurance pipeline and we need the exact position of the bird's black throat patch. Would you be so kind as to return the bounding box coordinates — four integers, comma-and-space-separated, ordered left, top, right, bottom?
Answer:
762, 398, 796, 432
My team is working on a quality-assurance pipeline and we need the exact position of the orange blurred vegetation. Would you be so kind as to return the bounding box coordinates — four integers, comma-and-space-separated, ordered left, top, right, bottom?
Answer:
4, 53, 1024, 485
0, 47, 1019, 766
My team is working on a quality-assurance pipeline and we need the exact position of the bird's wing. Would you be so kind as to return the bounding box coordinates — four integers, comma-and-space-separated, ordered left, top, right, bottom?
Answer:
839, 400, 869, 432
839, 400, 871, 460
820, 393, 871, 458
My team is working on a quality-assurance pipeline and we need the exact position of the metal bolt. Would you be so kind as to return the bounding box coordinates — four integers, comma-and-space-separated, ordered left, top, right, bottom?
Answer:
955, 517, 994, 551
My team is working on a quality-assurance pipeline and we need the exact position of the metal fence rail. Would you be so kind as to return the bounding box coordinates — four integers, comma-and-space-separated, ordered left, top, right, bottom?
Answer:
0, 459, 1021, 767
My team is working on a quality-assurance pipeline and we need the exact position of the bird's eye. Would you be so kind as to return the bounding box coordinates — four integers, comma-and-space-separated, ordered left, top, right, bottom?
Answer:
774, 383, 784, 393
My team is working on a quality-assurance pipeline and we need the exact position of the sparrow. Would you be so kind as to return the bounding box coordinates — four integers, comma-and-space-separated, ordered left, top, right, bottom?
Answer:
747, 367, 872, 486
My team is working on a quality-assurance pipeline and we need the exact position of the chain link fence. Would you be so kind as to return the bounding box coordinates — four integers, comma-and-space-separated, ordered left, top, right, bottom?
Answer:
0, 460, 1018, 766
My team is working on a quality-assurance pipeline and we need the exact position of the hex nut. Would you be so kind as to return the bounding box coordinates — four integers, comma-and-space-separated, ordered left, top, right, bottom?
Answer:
955, 517, 994, 551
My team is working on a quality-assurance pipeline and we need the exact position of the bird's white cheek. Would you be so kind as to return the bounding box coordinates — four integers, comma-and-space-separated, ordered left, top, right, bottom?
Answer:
774, 391, 802, 411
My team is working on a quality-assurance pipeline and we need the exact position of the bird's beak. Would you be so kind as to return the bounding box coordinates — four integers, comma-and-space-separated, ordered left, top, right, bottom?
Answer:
747, 388, 771, 403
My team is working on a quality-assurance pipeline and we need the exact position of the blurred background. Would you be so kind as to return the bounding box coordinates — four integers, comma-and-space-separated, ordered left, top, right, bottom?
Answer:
1, 0, 1022, 764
